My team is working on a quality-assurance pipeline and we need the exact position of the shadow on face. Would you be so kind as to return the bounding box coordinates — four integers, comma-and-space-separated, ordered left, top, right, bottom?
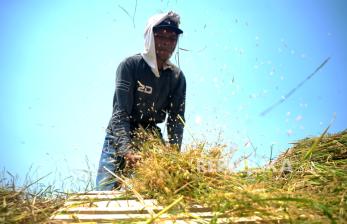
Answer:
154, 29, 179, 64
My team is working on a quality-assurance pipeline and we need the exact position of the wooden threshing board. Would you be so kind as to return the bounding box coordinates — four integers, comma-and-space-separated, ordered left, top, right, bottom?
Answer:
50, 191, 278, 223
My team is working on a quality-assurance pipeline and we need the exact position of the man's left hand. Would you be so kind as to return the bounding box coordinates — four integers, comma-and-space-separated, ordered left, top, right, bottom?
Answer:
124, 151, 142, 168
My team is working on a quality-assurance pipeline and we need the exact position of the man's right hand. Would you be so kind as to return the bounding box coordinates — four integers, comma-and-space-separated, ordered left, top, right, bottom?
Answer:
124, 151, 142, 168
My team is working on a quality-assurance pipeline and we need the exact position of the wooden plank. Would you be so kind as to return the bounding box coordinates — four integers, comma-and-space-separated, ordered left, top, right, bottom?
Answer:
64, 199, 160, 208
73, 191, 123, 195
51, 221, 210, 224
67, 194, 131, 201
62, 201, 210, 212
50, 191, 283, 223
50, 213, 277, 223
56, 206, 163, 214
51, 212, 216, 222
51, 221, 213, 224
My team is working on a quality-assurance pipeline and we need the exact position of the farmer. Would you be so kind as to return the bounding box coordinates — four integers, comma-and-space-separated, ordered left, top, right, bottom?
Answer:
96, 11, 186, 190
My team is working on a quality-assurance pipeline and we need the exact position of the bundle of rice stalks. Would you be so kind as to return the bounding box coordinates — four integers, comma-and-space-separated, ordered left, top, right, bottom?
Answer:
272, 129, 347, 223
0, 173, 65, 224
125, 130, 347, 223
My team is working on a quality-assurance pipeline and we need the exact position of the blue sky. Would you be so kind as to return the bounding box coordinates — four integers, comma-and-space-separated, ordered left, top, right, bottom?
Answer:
1, 0, 346, 190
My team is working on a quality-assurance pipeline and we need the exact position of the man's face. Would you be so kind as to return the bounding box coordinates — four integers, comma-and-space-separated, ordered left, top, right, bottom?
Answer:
154, 29, 178, 63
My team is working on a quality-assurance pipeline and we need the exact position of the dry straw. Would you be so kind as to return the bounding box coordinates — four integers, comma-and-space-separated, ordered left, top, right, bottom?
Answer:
0, 171, 65, 224
1, 129, 346, 223
127, 129, 347, 223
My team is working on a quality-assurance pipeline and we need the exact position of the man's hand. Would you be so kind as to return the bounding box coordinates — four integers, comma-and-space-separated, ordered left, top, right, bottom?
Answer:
124, 151, 142, 168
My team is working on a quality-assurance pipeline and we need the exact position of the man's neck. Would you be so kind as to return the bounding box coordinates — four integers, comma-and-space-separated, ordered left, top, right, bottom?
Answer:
157, 60, 164, 71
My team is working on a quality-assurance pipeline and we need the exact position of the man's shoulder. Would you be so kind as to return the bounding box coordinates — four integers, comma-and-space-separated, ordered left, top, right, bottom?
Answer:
167, 64, 185, 80
123, 54, 144, 65
118, 54, 149, 73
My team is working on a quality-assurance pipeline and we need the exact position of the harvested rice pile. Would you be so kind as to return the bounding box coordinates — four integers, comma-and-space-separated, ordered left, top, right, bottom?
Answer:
1, 130, 346, 223
272, 129, 347, 222
0, 179, 64, 224
129, 130, 347, 223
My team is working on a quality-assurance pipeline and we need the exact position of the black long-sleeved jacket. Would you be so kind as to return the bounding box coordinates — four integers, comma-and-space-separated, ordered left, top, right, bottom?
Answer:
106, 54, 186, 156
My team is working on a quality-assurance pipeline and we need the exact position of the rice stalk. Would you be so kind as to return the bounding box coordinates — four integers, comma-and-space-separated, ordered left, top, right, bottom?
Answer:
127, 129, 347, 223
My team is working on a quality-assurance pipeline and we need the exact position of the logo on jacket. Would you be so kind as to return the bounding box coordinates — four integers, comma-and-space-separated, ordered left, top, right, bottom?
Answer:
137, 81, 152, 94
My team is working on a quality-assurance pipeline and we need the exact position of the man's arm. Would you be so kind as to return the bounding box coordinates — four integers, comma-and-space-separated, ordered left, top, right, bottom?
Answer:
167, 72, 186, 150
109, 58, 135, 156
